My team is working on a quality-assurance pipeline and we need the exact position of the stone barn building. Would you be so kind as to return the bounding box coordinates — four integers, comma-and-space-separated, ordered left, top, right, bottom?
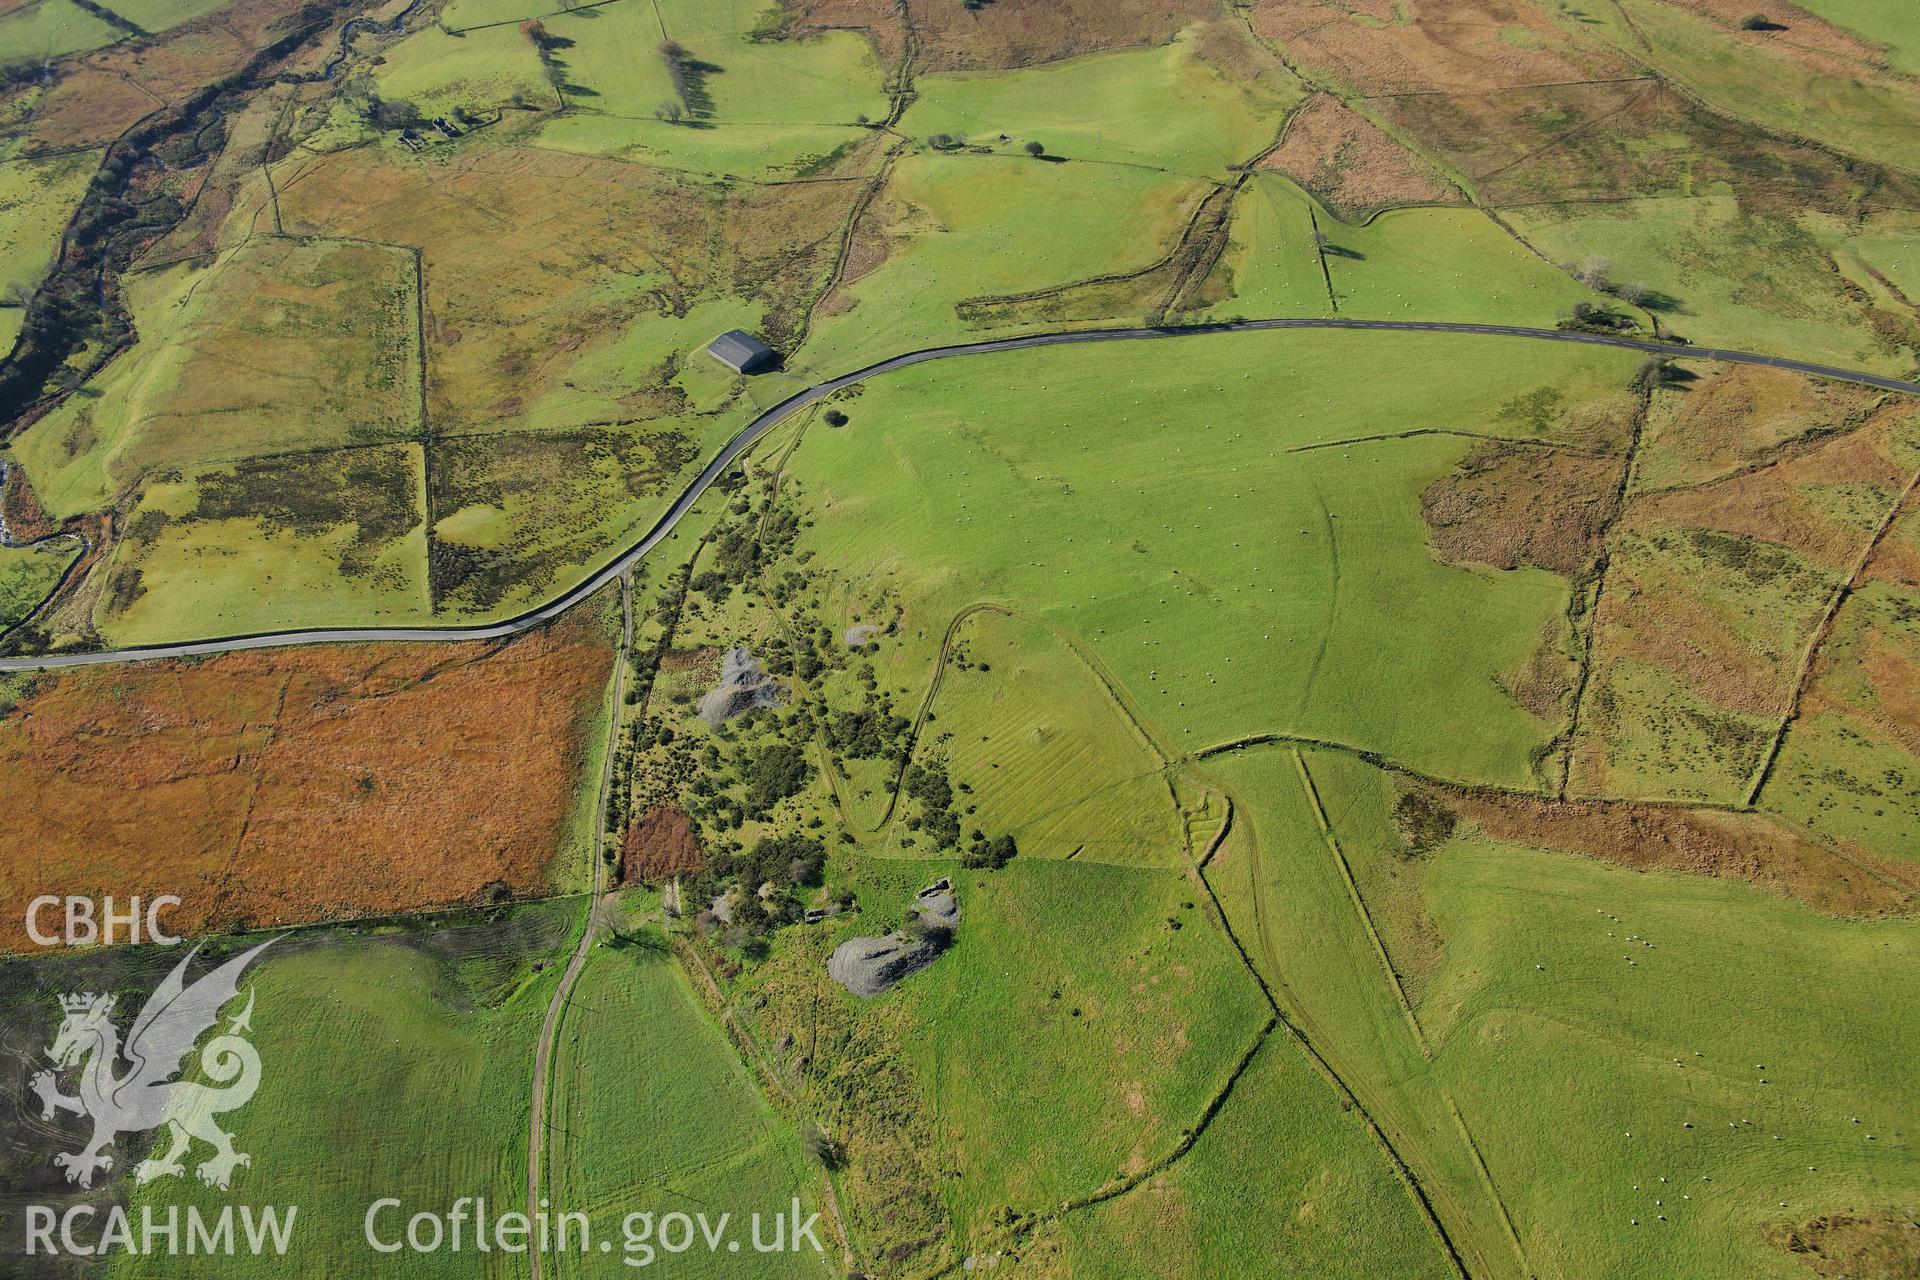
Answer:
706, 329, 776, 374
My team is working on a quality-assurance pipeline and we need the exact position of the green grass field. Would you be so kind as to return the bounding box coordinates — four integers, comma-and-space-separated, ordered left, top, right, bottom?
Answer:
1791, 0, 1920, 72
901, 27, 1302, 178
1422, 832, 1920, 1279
564, 0, 887, 125
0, 536, 77, 631
0, 0, 259, 60
1837, 212, 1920, 304
1205, 174, 1610, 327
920, 609, 1185, 866
0, 0, 123, 61
533, 114, 871, 182
780, 329, 1638, 789
101, 907, 574, 1280
1025, 1031, 1457, 1279
1200, 745, 1520, 1276
370, 22, 550, 119
91, 444, 431, 645
1201, 173, 1334, 318
726, 845, 1277, 1267
1199, 741, 1920, 1280
1322, 204, 1608, 324
435, 0, 566, 29
545, 911, 828, 1279
526, 0, 887, 180
894, 856, 1269, 1237
793, 151, 1205, 374
1601, 0, 1920, 175
1506, 197, 1919, 376
0, 150, 98, 297
10, 239, 421, 521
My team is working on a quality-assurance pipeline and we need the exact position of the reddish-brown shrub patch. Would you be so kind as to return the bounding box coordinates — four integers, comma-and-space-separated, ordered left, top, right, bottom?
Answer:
0, 611, 612, 951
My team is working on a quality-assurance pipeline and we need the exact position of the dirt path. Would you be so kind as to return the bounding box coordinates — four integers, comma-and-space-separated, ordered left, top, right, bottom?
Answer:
527, 572, 630, 1280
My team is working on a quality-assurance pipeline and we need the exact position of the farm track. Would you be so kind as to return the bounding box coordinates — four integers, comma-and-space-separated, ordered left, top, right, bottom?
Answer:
1190, 770, 1485, 1280
526, 573, 629, 1280
5, 315, 1919, 673
866, 611, 1495, 1280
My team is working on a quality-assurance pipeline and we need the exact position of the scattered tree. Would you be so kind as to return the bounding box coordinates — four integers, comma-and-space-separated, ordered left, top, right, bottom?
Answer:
1631, 356, 1678, 391
801, 1124, 840, 1169
961, 833, 1017, 870
369, 98, 424, 130
1023, 140, 1045, 157
745, 742, 811, 814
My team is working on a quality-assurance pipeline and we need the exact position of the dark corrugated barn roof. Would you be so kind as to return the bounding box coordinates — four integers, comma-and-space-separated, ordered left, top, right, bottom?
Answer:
707, 329, 776, 373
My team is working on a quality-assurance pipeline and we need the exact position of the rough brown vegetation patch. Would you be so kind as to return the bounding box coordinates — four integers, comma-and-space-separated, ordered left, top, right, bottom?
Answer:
621, 804, 708, 883
20, 0, 336, 152
1262, 94, 1456, 219
1452, 789, 1915, 915
1864, 504, 1920, 589
274, 145, 853, 431
778, 0, 908, 70
1252, 0, 1631, 95
1672, 0, 1899, 75
145, 82, 305, 264
1638, 363, 1887, 491
1850, 635, 1920, 755
1768, 1209, 1920, 1279
1421, 443, 1623, 576
0, 611, 612, 951
1501, 618, 1578, 719
1373, 80, 1920, 210
786, 0, 1216, 72
1, 464, 56, 544
1636, 409, 1913, 573
911, 0, 1217, 71
1595, 529, 1831, 719
1573, 397, 1916, 763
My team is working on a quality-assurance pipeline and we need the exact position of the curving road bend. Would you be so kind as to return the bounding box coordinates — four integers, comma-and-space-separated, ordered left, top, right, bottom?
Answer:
5, 317, 1917, 672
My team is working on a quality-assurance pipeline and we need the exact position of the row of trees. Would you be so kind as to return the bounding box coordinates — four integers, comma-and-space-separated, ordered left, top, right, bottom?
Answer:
654, 39, 715, 123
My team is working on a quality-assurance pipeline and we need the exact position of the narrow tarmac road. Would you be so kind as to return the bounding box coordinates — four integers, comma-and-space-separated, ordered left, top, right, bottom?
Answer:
5, 317, 1915, 671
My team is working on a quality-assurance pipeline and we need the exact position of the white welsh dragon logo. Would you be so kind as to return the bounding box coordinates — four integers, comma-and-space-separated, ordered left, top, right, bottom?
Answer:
30, 940, 273, 1191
